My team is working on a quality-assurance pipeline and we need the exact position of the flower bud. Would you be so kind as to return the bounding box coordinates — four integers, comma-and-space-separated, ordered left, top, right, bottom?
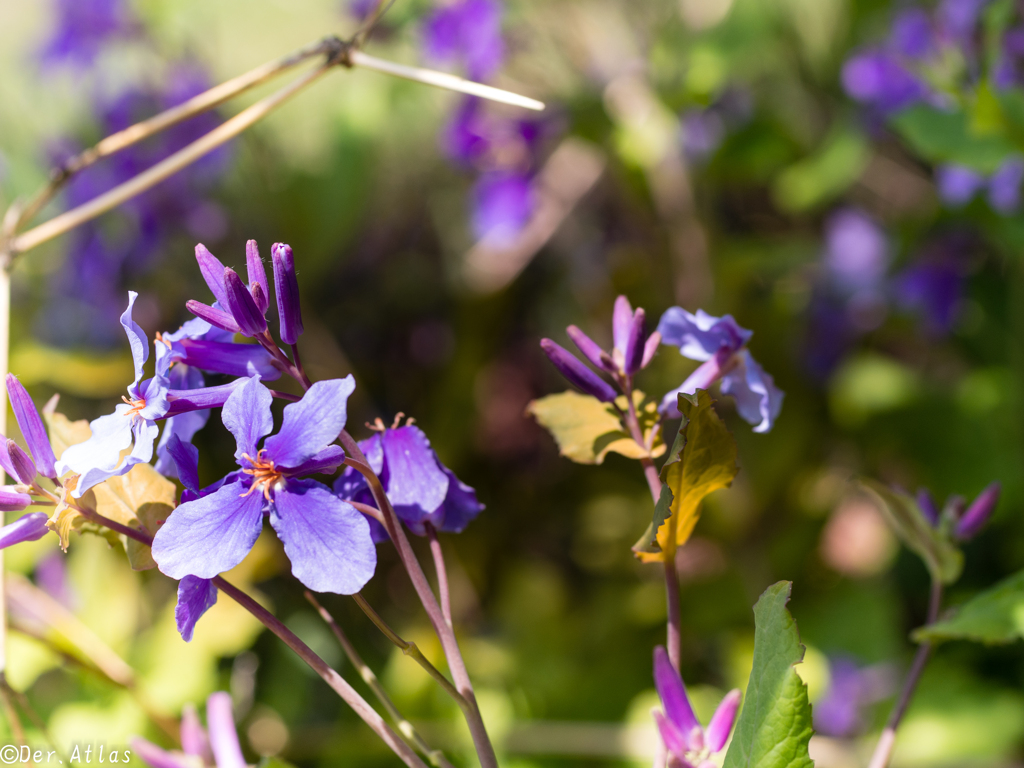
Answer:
641, 330, 661, 369
566, 325, 615, 372
194, 244, 230, 309
0, 439, 16, 483
223, 267, 268, 337
612, 295, 634, 355
916, 487, 939, 527
186, 301, 241, 334
955, 481, 1001, 540
6, 440, 36, 485
272, 243, 304, 345
623, 308, 647, 375
705, 689, 741, 753
245, 240, 270, 314
0, 487, 31, 513
6, 374, 57, 478
0, 511, 48, 549
207, 692, 246, 768
540, 339, 618, 402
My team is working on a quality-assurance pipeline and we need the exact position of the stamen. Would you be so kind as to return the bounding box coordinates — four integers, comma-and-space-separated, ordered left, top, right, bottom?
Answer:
155, 331, 173, 350
240, 449, 284, 501
390, 412, 405, 430
366, 417, 388, 432
121, 395, 147, 417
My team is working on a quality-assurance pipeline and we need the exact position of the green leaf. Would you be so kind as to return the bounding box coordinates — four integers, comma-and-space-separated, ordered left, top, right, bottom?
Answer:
527, 390, 665, 465
632, 483, 674, 555
772, 129, 868, 213
860, 480, 963, 585
723, 581, 814, 768
891, 105, 1016, 173
41, 398, 92, 460
914, 570, 1024, 645
635, 391, 737, 563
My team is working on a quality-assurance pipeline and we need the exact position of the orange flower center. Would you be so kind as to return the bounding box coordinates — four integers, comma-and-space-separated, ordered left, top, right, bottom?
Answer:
121, 395, 147, 418
241, 449, 284, 501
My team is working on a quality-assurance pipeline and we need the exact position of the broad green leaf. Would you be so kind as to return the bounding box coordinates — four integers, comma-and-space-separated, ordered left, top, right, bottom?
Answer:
723, 581, 814, 768
41, 398, 92, 459
527, 390, 665, 465
891, 105, 1016, 173
635, 391, 737, 563
81, 463, 176, 570
861, 480, 963, 585
914, 569, 1024, 645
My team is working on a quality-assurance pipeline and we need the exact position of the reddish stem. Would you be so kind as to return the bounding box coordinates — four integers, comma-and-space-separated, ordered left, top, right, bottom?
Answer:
425, 523, 453, 629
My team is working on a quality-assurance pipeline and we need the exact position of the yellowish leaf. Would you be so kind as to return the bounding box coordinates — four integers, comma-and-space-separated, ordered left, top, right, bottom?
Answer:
86, 463, 177, 571
635, 390, 737, 563
41, 399, 92, 460
527, 390, 665, 465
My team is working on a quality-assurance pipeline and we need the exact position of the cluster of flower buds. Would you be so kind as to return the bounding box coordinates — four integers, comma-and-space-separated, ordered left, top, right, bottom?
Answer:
540, 295, 660, 402
917, 482, 1001, 541
187, 241, 304, 345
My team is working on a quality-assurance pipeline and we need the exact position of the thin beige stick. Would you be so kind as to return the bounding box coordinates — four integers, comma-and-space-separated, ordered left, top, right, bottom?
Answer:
11, 37, 343, 234
9, 63, 334, 258
349, 51, 545, 110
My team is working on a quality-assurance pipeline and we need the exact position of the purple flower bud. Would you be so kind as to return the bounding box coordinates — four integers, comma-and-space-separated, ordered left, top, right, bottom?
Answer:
245, 239, 270, 314
250, 282, 268, 316
0, 488, 32, 513
6, 375, 57, 478
612, 295, 634, 355
624, 308, 647, 375
540, 339, 618, 402
705, 689, 741, 752
0, 437, 16, 482
955, 481, 1001, 540
185, 301, 241, 334
180, 703, 209, 758
917, 488, 940, 526
223, 267, 268, 338
194, 244, 231, 309
0, 512, 48, 549
6, 440, 36, 485
566, 325, 615, 373
641, 330, 661, 369
272, 243, 304, 345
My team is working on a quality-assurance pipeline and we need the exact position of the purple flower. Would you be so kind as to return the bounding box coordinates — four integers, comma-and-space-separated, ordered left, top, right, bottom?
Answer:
422, 0, 504, 81
894, 251, 967, 335
652, 646, 741, 764
151, 376, 376, 595
657, 308, 784, 432
39, 0, 135, 68
937, 0, 990, 45
132, 692, 244, 768
272, 243, 304, 345
472, 172, 535, 245
841, 51, 927, 113
814, 657, 893, 737
681, 109, 726, 162
987, 158, 1024, 213
56, 293, 240, 497
891, 9, 934, 59
824, 208, 889, 294
0, 513, 49, 550
936, 165, 985, 206
187, 243, 271, 337
335, 423, 484, 541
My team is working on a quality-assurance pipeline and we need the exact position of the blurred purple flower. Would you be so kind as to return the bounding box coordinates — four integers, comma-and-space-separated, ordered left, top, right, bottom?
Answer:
824, 208, 889, 294
891, 9, 934, 58
133, 692, 244, 768
814, 657, 893, 737
422, 0, 504, 81
34, 552, 76, 609
936, 164, 985, 206
39, 0, 135, 68
472, 172, 534, 244
895, 252, 967, 334
842, 51, 928, 113
937, 0, 990, 45
681, 109, 725, 162
987, 157, 1024, 213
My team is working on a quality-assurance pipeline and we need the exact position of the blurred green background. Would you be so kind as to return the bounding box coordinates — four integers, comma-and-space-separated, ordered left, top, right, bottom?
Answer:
1, 0, 1023, 765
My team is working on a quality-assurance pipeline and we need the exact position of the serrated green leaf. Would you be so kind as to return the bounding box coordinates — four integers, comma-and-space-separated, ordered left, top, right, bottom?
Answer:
635, 391, 737, 563
527, 390, 665, 465
891, 105, 1016, 173
914, 570, 1024, 645
860, 480, 963, 585
723, 581, 814, 768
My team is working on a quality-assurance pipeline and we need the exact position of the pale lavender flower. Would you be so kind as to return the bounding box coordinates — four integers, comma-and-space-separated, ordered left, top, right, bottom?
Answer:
132, 692, 245, 768
814, 657, 893, 737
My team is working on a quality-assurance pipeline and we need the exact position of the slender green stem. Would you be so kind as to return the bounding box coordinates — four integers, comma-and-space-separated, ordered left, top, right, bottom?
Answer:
305, 592, 456, 768
350, 593, 470, 713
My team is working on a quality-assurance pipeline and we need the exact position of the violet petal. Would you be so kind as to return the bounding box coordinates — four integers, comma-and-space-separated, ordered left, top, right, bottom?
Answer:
175, 575, 218, 642
224, 267, 267, 337
540, 339, 618, 402
6, 375, 57, 478
264, 376, 355, 468
272, 243, 304, 345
